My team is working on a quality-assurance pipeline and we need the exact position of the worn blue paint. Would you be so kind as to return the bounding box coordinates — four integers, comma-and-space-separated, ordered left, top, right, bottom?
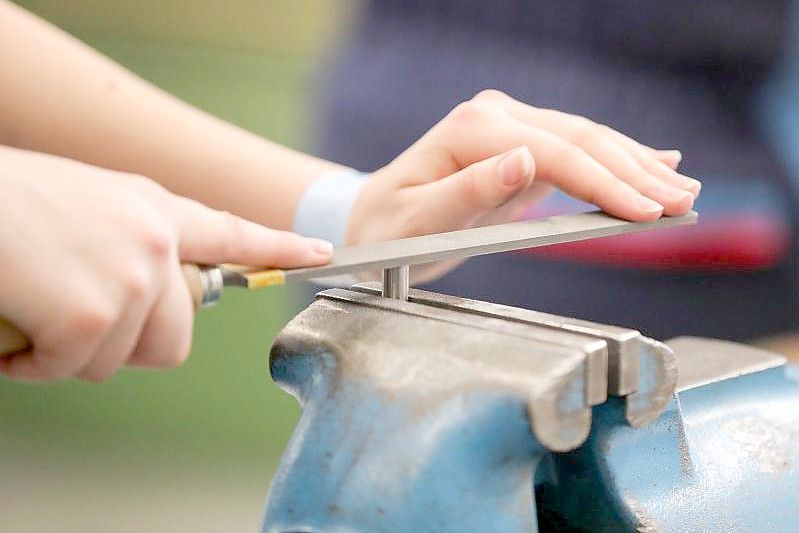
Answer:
541, 366, 799, 531
263, 346, 547, 532
263, 343, 799, 532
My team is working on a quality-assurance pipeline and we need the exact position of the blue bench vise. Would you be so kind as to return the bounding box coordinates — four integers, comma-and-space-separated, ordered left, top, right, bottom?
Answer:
261, 283, 798, 532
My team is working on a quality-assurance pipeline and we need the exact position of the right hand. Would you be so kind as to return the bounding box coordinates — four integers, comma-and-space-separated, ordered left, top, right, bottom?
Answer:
0, 146, 333, 383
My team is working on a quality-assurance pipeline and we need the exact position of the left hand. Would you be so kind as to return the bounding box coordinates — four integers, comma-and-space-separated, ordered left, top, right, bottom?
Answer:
346, 90, 700, 282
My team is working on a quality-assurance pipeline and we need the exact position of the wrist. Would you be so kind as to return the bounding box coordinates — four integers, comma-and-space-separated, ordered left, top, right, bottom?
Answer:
292, 168, 370, 248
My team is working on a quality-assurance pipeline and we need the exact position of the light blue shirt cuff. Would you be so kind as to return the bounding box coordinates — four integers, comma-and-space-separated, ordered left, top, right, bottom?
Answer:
292, 168, 370, 247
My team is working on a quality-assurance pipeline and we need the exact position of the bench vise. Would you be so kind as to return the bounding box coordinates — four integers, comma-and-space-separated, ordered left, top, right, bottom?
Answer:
254, 210, 797, 532
262, 283, 798, 532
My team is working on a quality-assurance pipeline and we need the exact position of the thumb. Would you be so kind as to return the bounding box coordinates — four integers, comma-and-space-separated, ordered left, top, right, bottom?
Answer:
414, 146, 535, 228
173, 197, 333, 268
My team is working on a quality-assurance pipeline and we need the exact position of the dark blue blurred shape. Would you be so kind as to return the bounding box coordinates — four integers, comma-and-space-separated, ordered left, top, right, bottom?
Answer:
312, 0, 799, 340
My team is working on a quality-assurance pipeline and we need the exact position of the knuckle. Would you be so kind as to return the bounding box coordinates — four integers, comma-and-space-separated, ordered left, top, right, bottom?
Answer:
189, 209, 245, 260
596, 123, 634, 145
121, 269, 151, 303
67, 301, 116, 341
456, 166, 480, 204
218, 210, 245, 253
571, 121, 602, 146
596, 123, 617, 136
472, 88, 508, 103
136, 222, 174, 261
548, 143, 584, 168
447, 100, 492, 127
583, 184, 604, 206
126, 175, 176, 212
126, 173, 167, 197
144, 231, 173, 261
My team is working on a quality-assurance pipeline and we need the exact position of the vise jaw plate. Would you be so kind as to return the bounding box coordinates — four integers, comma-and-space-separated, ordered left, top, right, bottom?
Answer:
312, 288, 594, 452
349, 283, 677, 428
301, 285, 678, 453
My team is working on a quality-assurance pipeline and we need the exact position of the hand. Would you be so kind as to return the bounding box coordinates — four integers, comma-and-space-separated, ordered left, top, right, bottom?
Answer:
346, 90, 700, 282
0, 147, 332, 382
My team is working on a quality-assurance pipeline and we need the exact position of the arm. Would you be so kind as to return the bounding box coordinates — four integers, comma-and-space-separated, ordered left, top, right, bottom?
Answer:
0, 0, 698, 240
0, 145, 332, 382
0, 1, 701, 383
0, 0, 339, 230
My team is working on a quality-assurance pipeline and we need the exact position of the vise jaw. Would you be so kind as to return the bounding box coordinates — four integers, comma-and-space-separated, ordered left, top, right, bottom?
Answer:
262, 284, 681, 532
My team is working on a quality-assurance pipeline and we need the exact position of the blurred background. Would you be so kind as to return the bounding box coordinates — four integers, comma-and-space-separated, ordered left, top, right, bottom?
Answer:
1, 1, 358, 531
3, 1, 799, 531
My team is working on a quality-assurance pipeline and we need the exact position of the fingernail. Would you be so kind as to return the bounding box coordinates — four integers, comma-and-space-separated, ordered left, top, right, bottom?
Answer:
662, 150, 683, 163
499, 146, 533, 186
663, 185, 695, 204
636, 196, 664, 214
310, 239, 334, 256
682, 177, 702, 197
653, 175, 697, 203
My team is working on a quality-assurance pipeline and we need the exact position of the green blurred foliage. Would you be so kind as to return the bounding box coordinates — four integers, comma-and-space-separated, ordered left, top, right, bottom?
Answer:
1, 0, 353, 482
1, 288, 302, 477
16, 0, 355, 55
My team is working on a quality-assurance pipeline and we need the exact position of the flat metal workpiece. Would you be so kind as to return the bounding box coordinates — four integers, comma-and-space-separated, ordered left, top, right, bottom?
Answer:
284, 210, 697, 282
350, 284, 676, 427
668, 336, 786, 391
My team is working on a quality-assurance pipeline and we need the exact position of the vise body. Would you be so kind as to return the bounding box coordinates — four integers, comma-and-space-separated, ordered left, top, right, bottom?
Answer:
262, 284, 799, 532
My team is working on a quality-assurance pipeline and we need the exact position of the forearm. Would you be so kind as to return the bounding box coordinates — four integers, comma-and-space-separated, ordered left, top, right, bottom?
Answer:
0, 1, 341, 230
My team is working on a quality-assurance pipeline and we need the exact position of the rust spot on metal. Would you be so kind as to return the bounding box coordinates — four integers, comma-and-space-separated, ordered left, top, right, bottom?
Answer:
327, 504, 342, 515
677, 424, 693, 477
624, 494, 662, 533
723, 416, 799, 474
672, 396, 694, 478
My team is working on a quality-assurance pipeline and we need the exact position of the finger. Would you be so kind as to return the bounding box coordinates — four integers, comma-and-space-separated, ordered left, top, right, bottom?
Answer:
412, 146, 535, 228
75, 272, 158, 382
433, 106, 667, 221
602, 132, 683, 170
599, 129, 701, 195
621, 146, 702, 198
127, 261, 193, 369
530, 128, 670, 220
518, 109, 698, 204
472, 91, 700, 195
0, 295, 115, 381
0, 350, 44, 381
535, 126, 695, 216
573, 124, 698, 193
172, 198, 333, 267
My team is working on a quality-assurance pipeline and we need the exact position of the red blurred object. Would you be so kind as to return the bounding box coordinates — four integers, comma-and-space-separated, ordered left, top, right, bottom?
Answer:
518, 215, 791, 272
